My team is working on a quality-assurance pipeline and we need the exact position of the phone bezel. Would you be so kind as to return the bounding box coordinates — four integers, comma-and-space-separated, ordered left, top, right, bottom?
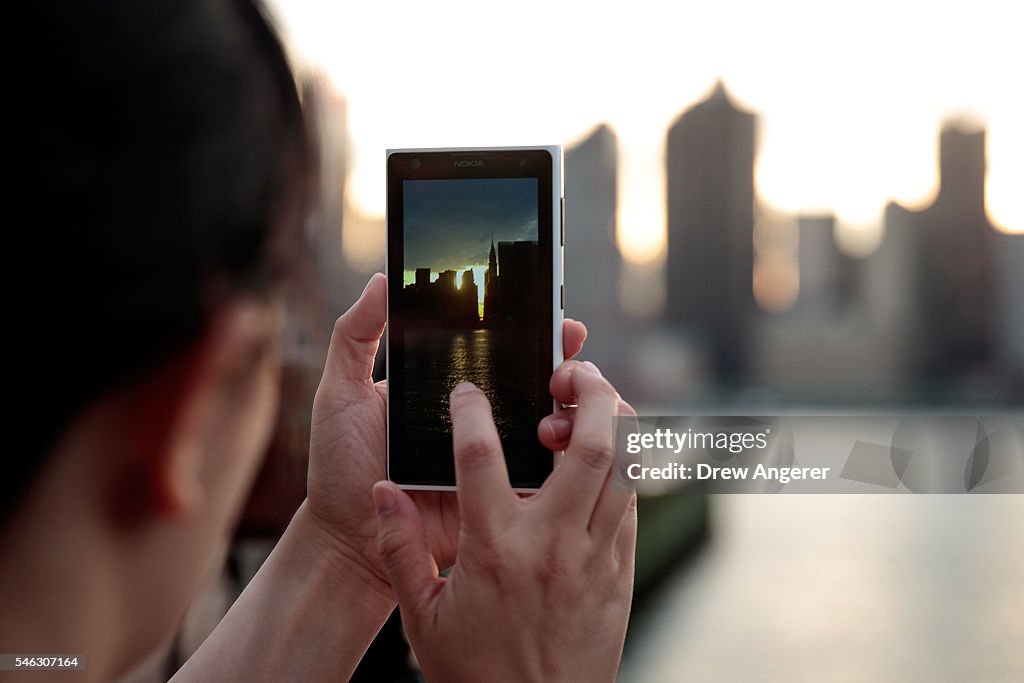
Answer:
385, 145, 564, 491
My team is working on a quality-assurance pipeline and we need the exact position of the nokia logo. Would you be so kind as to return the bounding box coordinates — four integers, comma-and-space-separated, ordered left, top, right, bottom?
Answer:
454, 160, 484, 168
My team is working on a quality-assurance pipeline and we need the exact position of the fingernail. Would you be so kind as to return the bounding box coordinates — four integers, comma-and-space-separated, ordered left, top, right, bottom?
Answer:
547, 417, 572, 442
451, 381, 478, 397
373, 482, 396, 517
579, 361, 601, 376
362, 272, 386, 297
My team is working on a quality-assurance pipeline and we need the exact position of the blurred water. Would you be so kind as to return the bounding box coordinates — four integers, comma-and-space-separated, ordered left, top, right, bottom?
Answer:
620, 496, 1024, 683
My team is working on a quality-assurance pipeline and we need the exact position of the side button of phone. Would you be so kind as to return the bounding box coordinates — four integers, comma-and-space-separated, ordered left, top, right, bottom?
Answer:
560, 284, 564, 309
560, 197, 565, 246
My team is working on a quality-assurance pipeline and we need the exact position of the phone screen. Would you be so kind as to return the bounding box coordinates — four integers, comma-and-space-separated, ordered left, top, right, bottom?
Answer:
387, 150, 557, 488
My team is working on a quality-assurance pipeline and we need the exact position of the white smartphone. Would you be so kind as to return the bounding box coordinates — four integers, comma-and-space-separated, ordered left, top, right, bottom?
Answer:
386, 146, 564, 490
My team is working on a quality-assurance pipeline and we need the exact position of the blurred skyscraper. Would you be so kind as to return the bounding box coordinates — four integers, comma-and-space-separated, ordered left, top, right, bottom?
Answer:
754, 211, 892, 397
795, 214, 857, 316
665, 82, 757, 381
301, 75, 374, 328
879, 124, 997, 378
564, 124, 621, 369
994, 231, 1024, 373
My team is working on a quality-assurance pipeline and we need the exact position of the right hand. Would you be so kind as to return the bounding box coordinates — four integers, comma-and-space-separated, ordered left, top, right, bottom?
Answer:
371, 360, 638, 683
303, 273, 589, 602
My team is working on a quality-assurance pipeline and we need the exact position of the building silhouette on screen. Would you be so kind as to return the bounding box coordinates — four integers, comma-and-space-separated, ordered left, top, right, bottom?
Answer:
406, 266, 479, 326
484, 238, 540, 324
484, 238, 499, 323
664, 81, 757, 380
404, 238, 538, 328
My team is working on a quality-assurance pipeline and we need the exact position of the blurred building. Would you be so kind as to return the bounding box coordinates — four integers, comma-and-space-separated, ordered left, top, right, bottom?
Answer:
920, 125, 996, 372
665, 81, 757, 382
794, 214, 858, 317
564, 124, 621, 369
994, 231, 1024, 372
875, 124, 997, 379
747, 123, 1023, 401
749, 211, 889, 398
302, 75, 377, 330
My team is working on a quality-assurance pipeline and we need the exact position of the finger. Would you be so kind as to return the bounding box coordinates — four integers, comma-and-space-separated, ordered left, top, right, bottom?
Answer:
406, 488, 461, 571
562, 318, 587, 360
324, 273, 386, 385
373, 481, 443, 615
549, 359, 584, 406
538, 407, 577, 451
450, 382, 517, 533
537, 361, 620, 525
614, 493, 638, 571
588, 400, 640, 543
549, 358, 621, 407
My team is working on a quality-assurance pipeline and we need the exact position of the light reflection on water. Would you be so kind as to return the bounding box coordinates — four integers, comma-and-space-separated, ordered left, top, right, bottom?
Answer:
619, 496, 1024, 683
404, 328, 538, 439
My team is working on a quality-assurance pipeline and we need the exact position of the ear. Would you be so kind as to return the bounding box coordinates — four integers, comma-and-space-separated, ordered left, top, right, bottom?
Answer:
110, 302, 277, 523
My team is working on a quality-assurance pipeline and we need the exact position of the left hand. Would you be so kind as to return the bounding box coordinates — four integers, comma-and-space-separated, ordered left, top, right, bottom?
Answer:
302, 273, 588, 600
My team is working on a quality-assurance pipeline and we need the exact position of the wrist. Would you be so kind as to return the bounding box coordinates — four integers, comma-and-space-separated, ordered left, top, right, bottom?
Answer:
289, 499, 397, 611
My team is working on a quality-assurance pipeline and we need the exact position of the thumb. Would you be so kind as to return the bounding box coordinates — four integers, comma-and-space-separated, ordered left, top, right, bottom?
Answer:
373, 481, 441, 614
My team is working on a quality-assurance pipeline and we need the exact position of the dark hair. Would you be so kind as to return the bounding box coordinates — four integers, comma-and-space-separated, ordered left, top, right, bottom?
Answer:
9, 0, 312, 522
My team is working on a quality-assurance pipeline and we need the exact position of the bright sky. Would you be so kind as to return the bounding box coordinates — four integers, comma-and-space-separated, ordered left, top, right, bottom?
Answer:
269, 0, 1024, 265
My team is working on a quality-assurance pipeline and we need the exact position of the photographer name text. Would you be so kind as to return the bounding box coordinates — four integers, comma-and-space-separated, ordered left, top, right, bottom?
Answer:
627, 462, 831, 483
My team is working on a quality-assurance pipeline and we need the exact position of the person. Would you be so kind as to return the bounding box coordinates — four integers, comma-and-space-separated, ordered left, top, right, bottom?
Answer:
3, 1, 637, 681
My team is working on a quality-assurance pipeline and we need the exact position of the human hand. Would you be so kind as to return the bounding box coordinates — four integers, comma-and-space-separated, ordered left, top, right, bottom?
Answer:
372, 361, 638, 683
302, 273, 589, 601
